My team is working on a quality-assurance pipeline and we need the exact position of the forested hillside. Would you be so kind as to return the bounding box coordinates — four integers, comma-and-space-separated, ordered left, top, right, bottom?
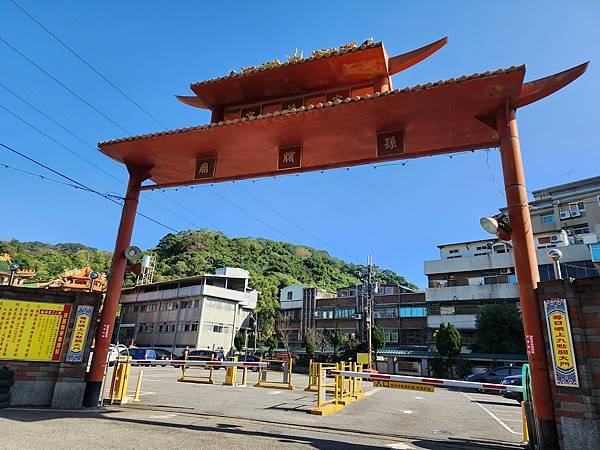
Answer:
1, 230, 418, 337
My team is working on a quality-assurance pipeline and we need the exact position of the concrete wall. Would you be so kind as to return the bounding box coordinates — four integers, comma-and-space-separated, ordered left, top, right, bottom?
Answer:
536, 278, 600, 450
426, 283, 520, 302
279, 285, 305, 310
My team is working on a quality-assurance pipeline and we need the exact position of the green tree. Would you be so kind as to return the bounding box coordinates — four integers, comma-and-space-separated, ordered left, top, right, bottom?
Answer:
304, 329, 317, 358
329, 328, 346, 357
435, 322, 462, 378
472, 303, 526, 355
234, 330, 246, 352
372, 325, 386, 359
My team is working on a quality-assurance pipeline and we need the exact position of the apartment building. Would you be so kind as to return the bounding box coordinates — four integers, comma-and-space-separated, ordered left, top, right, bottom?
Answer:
117, 267, 258, 353
424, 176, 600, 349
279, 283, 427, 350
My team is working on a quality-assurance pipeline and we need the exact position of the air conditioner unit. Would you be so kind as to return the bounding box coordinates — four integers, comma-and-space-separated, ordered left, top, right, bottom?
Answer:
559, 211, 571, 220
550, 235, 561, 243
500, 268, 514, 275
353, 314, 362, 320
570, 210, 582, 218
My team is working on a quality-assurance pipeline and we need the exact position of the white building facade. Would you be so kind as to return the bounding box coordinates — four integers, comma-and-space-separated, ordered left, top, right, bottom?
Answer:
118, 268, 258, 354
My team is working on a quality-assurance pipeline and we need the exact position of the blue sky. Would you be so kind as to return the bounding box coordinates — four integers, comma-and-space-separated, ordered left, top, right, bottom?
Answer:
0, 1, 598, 287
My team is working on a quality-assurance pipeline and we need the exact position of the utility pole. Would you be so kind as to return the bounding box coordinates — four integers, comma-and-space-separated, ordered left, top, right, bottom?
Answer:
367, 254, 373, 370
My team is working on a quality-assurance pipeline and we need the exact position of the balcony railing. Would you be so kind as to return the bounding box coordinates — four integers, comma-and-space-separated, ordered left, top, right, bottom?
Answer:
428, 274, 516, 288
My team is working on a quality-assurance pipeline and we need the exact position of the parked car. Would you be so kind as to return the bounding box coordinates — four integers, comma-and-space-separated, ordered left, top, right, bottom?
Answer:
186, 350, 225, 368
500, 374, 523, 403
119, 348, 157, 365
188, 349, 225, 360
108, 344, 128, 366
135, 348, 176, 366
465, 366, 522, 385
240, 354, 261, 372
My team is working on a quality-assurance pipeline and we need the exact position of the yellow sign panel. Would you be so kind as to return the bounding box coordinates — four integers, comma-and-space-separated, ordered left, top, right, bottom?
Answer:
66, 305, 93, 362
373, 379, 434, 393
357, 352, 369, 365
0, 299, 71, 361
544, 298, 579, 386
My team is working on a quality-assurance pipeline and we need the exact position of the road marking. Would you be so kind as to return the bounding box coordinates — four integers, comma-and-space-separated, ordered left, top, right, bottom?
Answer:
149, 414, 177, 419
400, 410, 414, 414
412, 396, 423, 400
386, 443, 415, 449
461, 392, 520, 435
268, 391, 282, 395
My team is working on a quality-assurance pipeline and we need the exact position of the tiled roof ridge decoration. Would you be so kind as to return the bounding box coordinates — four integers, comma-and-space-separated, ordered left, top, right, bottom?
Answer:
100, 65, 524, 146
191, 39, 379, 87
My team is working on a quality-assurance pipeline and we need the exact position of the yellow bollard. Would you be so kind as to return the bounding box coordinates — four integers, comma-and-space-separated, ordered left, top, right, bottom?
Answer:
133, 370, 144, 402
521, 401, 529, 443
111, 357, 131, 404
224, 357, 237, 386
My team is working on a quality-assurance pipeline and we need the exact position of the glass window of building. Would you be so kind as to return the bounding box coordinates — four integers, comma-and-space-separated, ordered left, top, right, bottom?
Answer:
541, 213, 555, 224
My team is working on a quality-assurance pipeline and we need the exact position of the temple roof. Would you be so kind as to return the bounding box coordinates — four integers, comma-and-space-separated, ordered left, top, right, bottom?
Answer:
177, 38, 448, 110
98, 39, 587, 191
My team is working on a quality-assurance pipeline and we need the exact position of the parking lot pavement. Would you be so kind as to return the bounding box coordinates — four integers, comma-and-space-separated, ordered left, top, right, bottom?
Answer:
0, 406, 522, 450
100, 366, 525, 447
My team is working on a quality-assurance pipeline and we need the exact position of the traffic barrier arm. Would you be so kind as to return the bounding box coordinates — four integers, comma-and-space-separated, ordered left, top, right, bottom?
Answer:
329, 370, 523, 392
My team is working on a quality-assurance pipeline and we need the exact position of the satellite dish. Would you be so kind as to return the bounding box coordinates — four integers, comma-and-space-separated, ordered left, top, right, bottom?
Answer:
124, 246, 142, 262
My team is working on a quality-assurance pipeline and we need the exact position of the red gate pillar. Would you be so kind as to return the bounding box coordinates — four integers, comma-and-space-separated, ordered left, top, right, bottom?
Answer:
83, 163, 151, 406
497, 106, 558, 448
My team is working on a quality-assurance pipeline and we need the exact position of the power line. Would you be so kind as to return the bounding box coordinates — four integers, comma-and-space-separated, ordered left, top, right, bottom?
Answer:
0, 100, 123, 184
1, 160, 106, 193
209, 187, 301, 244
9, 0, 168, 129
0, 140, 178, 233
238, 184, 363, 263
0, 72, 214, 231
0, 34, 130, 134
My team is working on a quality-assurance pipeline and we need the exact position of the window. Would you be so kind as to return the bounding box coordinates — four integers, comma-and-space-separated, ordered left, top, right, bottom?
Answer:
335, 307, 356, 319
494, 244, 508, 254
569, 201, 585, 213
541, 214, 555, 224
191, 322, 199, 332
440, 306, 455, 315
137, 323, 144, 333
573, 224, 590, 235
384, 331, 398, 343
339, 290, 348, 297
192, 300, 200, 308
449, 249, 459, 254
213, 325, 224, 333
287, 291, 293, 300
400, 306, 427, 317
158, 323, 164, 332
374, 306, 398, 319
180, 301, 190, 309
147, 303, 157, 312
597, 195, 600, 207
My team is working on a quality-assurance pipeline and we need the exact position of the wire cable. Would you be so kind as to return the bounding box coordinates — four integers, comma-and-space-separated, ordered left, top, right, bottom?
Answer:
238, 184, 363, 264
0, 35, 130, 134
0, 140, 178, 232
9, 0, 168, 129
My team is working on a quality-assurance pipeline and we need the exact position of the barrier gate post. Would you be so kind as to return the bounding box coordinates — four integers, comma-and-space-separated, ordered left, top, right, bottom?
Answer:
310, 362, 343, 415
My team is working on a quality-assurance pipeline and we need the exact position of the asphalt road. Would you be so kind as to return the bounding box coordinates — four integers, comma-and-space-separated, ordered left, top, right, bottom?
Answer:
89, 365, 526, 448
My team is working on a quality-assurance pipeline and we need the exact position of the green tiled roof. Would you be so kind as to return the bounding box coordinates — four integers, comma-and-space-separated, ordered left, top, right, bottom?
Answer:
0, 259, 10, 273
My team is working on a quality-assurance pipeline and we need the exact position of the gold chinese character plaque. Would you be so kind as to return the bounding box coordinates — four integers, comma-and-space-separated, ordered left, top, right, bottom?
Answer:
194, 156, 216, 179
377, 130, 405, 157
278, 145, 302, 170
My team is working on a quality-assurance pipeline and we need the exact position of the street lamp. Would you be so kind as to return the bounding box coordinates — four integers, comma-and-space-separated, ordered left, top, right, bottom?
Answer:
480, 213, 512, 241
8, 262, 20, 286
547, 249, 563, 280
89, 271, 99, 292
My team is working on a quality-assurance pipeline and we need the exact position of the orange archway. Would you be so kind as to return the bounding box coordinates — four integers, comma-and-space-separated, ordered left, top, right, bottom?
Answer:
89, 38, 588, 446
